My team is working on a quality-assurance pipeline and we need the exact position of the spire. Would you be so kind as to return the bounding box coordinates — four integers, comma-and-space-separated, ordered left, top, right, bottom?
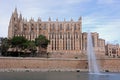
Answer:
24, 18, 27, 22
30, 17, 34, 22
19, 13, 22, 20
56, 18, 58, 21
71, 18, 73, 21
20, 13, 22, 17
48, 17, 51, 21
38, 17, 41, 22
13, 7, 18, 20
78, 17, 82, 21
14, 7, 18, 15
64, 18, 66, 21
15, 7, 17, 13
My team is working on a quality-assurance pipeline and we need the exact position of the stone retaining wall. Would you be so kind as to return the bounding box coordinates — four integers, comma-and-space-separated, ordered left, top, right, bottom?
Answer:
0, 57, 87, 70
100, 59, 120, 72
0, 57, 120, 72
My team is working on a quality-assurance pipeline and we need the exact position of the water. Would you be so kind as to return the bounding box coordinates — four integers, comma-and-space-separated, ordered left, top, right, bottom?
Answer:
87, 32, 100, 74
0, 72, 120, 80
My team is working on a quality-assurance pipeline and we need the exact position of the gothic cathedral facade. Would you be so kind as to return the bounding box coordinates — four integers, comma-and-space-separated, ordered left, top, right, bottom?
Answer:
8, 8, 105, 57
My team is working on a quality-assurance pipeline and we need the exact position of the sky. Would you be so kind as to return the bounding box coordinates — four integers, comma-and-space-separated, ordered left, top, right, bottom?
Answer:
0, 0, 120, 44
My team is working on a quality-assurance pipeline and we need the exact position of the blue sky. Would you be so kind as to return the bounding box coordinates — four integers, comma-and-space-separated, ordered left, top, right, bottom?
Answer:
0, 0, 120, 44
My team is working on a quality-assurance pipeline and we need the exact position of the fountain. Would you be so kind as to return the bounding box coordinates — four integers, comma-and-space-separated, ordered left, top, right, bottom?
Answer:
87, 32, 100, 74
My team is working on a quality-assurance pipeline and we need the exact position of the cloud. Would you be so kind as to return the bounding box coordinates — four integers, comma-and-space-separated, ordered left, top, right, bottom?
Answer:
82, 13, 120, 44
0, 0, 120, 44
89, 19, 120, 44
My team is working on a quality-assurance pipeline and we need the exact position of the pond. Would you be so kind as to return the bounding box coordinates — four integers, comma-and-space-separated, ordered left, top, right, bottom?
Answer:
0, 72, 120, 80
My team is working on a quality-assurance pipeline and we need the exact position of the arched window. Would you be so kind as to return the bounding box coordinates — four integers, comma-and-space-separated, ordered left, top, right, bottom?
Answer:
24, 24, 27, 26
67, 40, 70, 50
75, 32, 78, 39
60, 32, 62, 39
14, 25, 17, 31
43, 24, 46, 30
92, 36, 95, 47
43, 26, 46, 30
24, 27, 26, 31
60, 24, 62, 30
68, 32, 70, 39
31, 24, 34, 26
52, 32, 54, 39
14, 17, 15, 21
51, 24, 55, 30
31, 27, 34, 30
39, 24, 41, 26
74, 24, 77, 30
66, 24, 69, 30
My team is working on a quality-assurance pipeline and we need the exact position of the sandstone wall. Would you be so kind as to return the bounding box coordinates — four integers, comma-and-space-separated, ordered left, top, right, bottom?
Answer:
0, 57, 87, 70
100, 59, 120, 72
0, 57, 120, 72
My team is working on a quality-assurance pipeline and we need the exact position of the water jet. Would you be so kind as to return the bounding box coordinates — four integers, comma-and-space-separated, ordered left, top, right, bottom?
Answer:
87, 32, 100, 74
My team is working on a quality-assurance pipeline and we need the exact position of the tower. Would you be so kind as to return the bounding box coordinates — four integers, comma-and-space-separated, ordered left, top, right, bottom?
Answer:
8, 8, 19, 38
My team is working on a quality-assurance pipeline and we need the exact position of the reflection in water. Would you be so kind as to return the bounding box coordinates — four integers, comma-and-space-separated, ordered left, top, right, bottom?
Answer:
89, 73, 120, 80
89, 74, 109, 80
0, 72, 120, 80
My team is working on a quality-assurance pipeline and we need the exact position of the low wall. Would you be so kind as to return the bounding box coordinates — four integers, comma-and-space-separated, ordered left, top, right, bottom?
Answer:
100, 58, 120, 72
0, 57, 120, 72
0, 57, 87, 70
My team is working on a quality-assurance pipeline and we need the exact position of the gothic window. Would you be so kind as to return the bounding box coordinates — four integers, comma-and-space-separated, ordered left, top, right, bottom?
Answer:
60, 32, 62, 39
52, 40, 53, 50
31, 27, 34, 30
92, 36, 95, 47
39, 24, 41, 26
68, 32, 70, 39
43, 26, 46, 30
24, 28, 26, 30
66, 24, 69, 30
24, 24, 27, 26
52, 32, 54, 39
43, 24, 46, 30
51, 24, 55, 30
14, 25, 18, 32
74, 24, 77, 30
14, 18, 15, 21
60, 24, 62, 30
112, 49, 116, 54
110, 54, 111, 56
75, 32, 78, 39
67, 40, 70, 50
39, 28, 41, 30
32, 24, 34, 26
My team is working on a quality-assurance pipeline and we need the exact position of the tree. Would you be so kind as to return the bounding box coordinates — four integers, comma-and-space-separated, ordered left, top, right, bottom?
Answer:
27, 40, 37, 57
35, 35, 50, 57
10, 36, 37, 57
11, 36, 27, 48
1, 38, 10, 56
10, 36, 28, 56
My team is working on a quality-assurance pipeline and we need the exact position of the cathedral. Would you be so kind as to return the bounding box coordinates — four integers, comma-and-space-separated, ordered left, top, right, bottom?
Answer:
8, 8, 105, 58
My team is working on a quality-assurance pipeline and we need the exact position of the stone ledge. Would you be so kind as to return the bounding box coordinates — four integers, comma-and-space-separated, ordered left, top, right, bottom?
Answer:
0, 69, 88, 72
